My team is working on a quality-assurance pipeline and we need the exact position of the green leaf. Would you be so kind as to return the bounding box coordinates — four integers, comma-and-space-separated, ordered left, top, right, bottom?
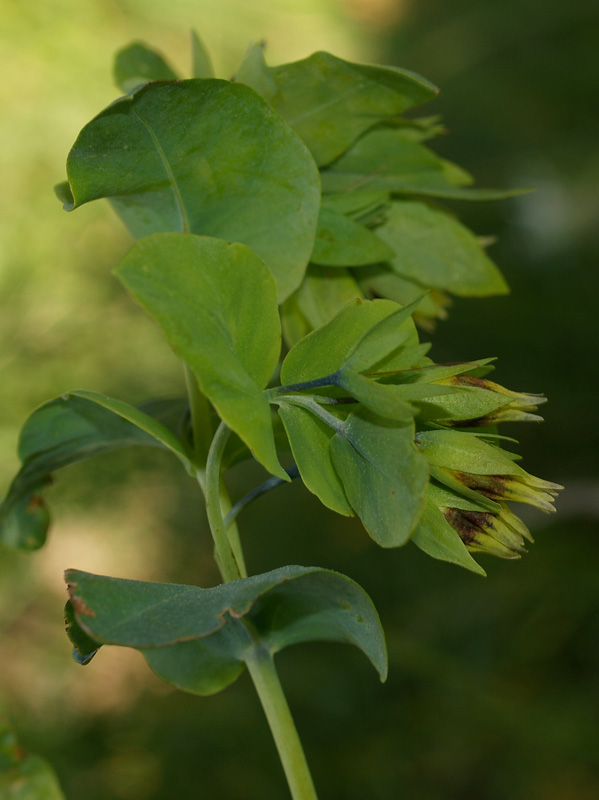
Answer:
0, 391, 192, 551
410, 489, 486, 576
321, 129, 469, 194
191, 30, 214, 78
415, 382, 514, 423
113, 41, 179, 93
277, 405, 352, 516
330, 409, 428, 547
321, 128, 527, 200
321, 189, 390, 218
284, 266, 363, 339
60, 79, 320, 300
65, 565, 387, 695
311, 207, 394, 267
415, 430, 528, 477
281, 298, 399, 385
239, 51, 437, 167
234, 42, 278, 99
337, 370, 414, 422
357, 265, 451, 324
116, 233, 286, 478
376, 201, 508, 296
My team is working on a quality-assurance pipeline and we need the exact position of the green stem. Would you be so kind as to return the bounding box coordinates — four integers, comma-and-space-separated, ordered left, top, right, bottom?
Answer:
245, 652, 318, 800
204, 420, 319, 799
204, 422, 242, 583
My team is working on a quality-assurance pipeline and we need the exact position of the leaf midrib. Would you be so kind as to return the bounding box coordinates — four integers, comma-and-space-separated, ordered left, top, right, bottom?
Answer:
131, 107, 191, 233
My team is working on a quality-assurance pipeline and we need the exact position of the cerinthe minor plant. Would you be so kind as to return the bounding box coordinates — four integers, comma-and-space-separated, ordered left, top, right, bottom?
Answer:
1, 34, 562, 799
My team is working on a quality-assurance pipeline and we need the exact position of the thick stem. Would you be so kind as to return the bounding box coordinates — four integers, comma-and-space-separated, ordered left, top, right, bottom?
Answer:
203, 421, 319, 799
245, 652, 318, 800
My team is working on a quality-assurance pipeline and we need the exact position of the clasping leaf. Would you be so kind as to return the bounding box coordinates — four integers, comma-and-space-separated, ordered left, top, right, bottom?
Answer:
65, 565, 388, 695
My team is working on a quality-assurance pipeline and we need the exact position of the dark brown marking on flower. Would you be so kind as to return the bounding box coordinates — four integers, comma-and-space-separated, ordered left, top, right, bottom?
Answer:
454, 471, 507, 500
441, 508, 481, 544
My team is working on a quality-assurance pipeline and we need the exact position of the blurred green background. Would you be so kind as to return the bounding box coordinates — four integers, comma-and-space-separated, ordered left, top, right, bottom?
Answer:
1, 1, 597, 798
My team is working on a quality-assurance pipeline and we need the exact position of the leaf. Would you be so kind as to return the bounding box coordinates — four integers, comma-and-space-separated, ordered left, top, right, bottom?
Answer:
415, 382, 514, 423
238, 51, 437, 166
116, 233, 286, 478
113, 41, 179, 93
311, 207, 394, 267
321, 128, 527, 200
357, 265, 451, 325
336, 370, 414, 422
330, 409, 428, 547
285, 266, 363, 338
277, 405, 352, 516
410, 489, 486, 576
234, 41, 278, 99
415, 430, 529, 477
281, 298, 399, 385
191, 30, 214, 78
65, 565, 388, 695
376, 201, 508, 296
59, 79, 320, 301
0, 391, 192, 551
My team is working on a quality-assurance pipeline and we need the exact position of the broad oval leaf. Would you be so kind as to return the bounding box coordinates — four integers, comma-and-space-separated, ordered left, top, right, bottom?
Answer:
330, 409, 428, 547
237, 50, 437, 167
376, 201, 508, 296
59, 79, 320, 300
311, 207, 394, 267
65, 565, 387, 695
0, 391, 192, 551
116, 233, 286, 478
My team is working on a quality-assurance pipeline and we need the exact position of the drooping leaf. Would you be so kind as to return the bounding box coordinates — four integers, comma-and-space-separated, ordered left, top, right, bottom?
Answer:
376, 201, 508, 296
330, 409, 428, 547
113, 42, 179, 93
116, 233, 286, 478
277, 405, 352, 516
58, 79, 320, 300
236, 50, 437, 166
0, 391, 192, 551
311, 207, 394, 267
65, 565, 387, 695
191, 30, 214, 78
321, 128, 527, 200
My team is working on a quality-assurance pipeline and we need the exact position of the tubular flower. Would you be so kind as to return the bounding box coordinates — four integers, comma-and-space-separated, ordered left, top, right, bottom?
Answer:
414, 429, 563, 561
441, 503, 532, 559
